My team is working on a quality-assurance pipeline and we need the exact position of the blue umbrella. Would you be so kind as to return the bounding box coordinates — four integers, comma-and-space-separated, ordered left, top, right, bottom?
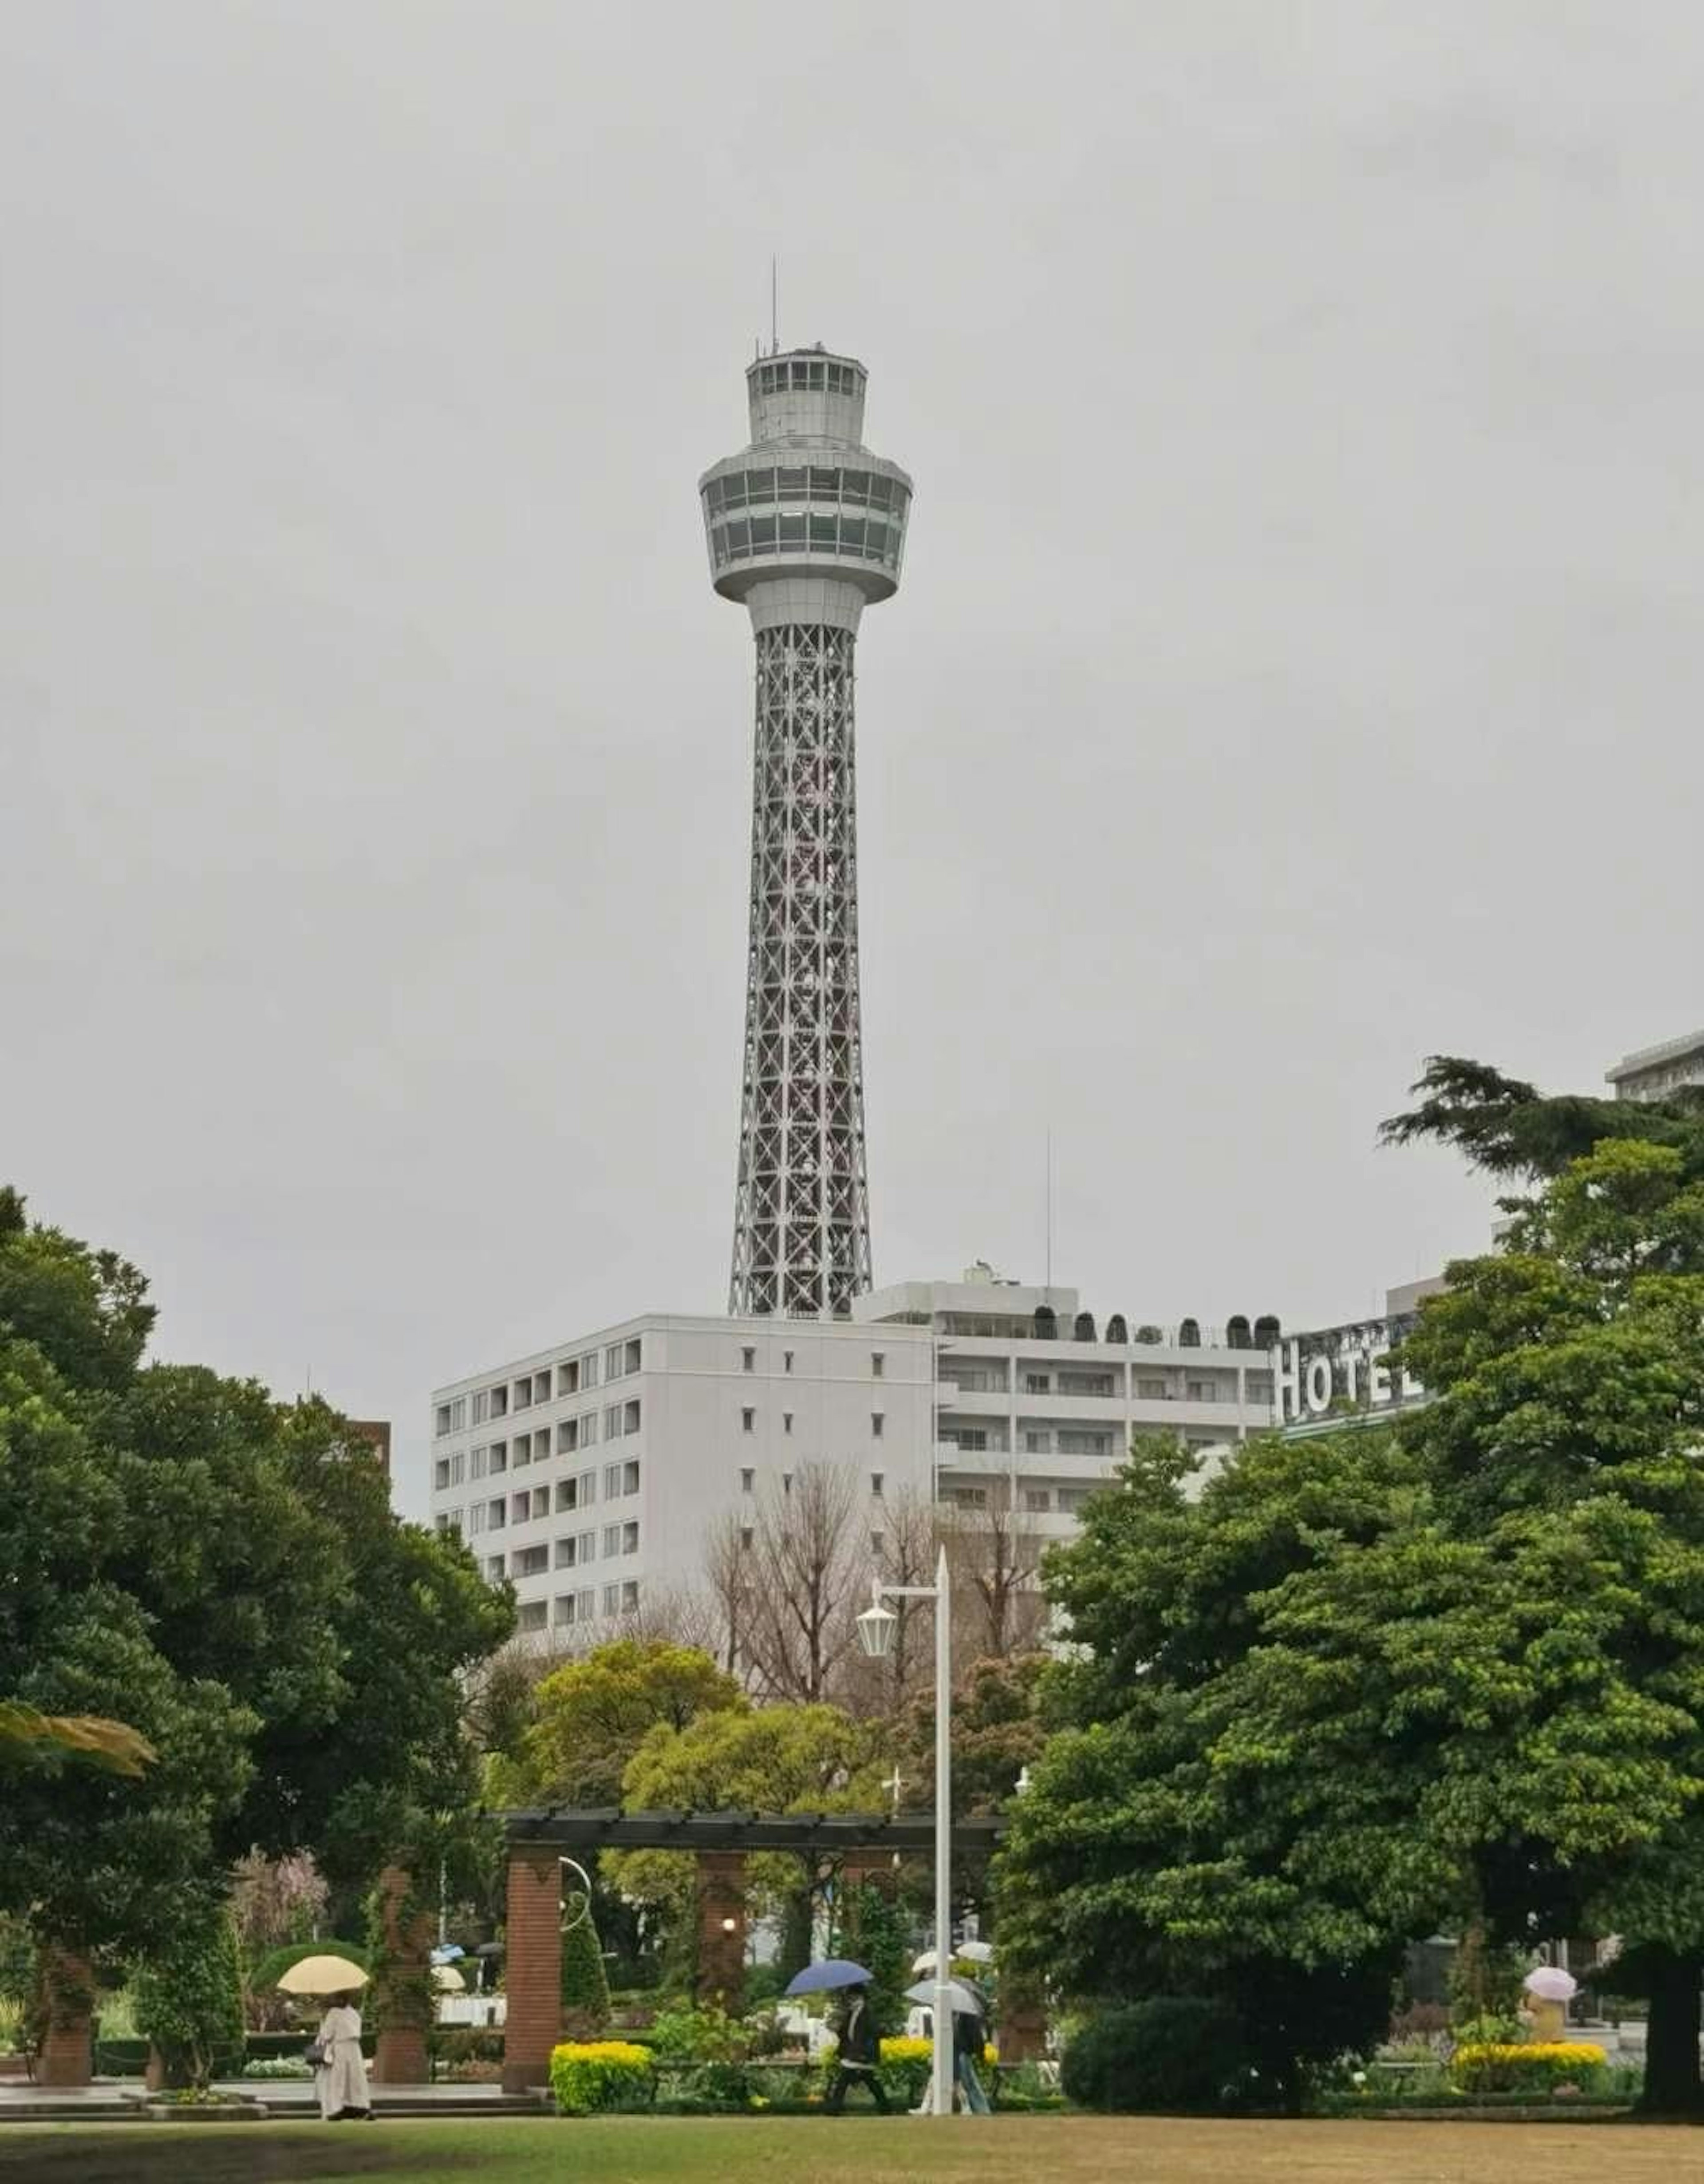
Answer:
784, 1959, 873, 1997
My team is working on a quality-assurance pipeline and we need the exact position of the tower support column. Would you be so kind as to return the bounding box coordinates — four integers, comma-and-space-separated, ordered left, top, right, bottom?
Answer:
729, 589, 872, 1319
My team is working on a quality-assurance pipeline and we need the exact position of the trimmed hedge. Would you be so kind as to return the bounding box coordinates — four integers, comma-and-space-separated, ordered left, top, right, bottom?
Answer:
550, 2040, 655, 2115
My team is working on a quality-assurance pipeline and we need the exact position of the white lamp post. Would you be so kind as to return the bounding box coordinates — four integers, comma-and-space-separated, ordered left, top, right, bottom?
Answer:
858, 1544, 954, 2120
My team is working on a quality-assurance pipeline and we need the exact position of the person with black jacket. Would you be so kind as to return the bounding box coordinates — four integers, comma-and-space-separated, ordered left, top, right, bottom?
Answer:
825, 1985, 890, 2113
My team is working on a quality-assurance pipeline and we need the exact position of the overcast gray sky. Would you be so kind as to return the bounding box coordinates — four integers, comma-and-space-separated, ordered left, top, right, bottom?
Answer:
5, 4, 1700, 1518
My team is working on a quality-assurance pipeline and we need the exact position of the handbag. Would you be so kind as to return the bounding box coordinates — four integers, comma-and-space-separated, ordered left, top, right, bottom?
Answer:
305, 2039, 329, 2069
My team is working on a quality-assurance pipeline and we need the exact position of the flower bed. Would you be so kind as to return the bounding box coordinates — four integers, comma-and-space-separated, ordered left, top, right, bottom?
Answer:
1449, 2042, 1609, 2097
549, 2040, 655, 2115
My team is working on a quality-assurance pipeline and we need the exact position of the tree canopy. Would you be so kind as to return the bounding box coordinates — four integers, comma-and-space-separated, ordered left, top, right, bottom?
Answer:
0, 1188, 512, 1967
1002, 1080, 1704, 2115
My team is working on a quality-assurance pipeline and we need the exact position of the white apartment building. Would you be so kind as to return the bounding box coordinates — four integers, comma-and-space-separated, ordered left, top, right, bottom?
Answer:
1606, 1027, 1704, 1106
428, 1265, 1280, 1638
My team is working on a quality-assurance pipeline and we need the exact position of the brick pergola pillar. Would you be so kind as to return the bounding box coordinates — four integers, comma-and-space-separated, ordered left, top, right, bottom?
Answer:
371, 1864, 435, 2085
694, 1851, 747, 2013
36, 1947, 93, 2089
502, 1843, 563, 2095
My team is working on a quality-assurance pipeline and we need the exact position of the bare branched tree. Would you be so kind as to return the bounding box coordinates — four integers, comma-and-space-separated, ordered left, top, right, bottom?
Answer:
840, 1484, 939, 1719
943, 1480, 1047, 1659
702, 1512, 756, 1679
741, 1459, 870, 1704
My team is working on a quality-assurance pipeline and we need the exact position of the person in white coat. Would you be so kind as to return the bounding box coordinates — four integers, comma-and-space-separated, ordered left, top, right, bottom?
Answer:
314, 1994, 374, 2121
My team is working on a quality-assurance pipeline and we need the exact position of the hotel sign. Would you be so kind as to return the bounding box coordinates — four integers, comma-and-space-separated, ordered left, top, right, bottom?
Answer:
1273, 1316, 1425, 1429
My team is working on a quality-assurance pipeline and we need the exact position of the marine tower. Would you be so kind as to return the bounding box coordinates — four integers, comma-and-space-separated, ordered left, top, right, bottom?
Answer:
701, 345, 913, 1318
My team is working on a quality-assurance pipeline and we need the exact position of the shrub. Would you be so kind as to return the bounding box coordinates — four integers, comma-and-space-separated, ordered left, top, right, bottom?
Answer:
549, 2039, 655, 2114
132, 1913, 245, 2090
1450, 2042, 1609, 2097
560, 1912, 611, 2030
1062, 1997, 1246, 2115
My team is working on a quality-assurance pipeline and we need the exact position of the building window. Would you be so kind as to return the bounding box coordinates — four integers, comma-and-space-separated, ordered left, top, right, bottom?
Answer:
739, 1526, 754, 1552
871, 1472, 884, 1498
555, 1536, 577, 1569
1057, 1487, 1094, 1515
486, 1554, 506, 1584
532, 1487, 549, 1520
513, 1437, 532, 1469
471, 1446, 488, 1481
603, 1524, 620, 1559
741, 1468, 755, 1493
553, 1594, 575, 1625
435, 1406, 452, 1438
624, 1398, 640, 1435
488, 1498, 507, 1530
622, 1459, 640, 1496
513, 1379, 532, 1412
489, 1385, 508, 1419
625, 1337, 642, 1374
434, 1458, 450, 1491
871, 1531, 885, 1557
782, 1473, 793, 1497
489, 1441, 508, 1474
872, 1352, 885, 1378
783, 1411, 793, 1435
605, 1343, 624, 1380
472, 1391, 489, 1426
511, 1494, 529, 1524
783, 1350, 794, 1374
953, 1429, 989, 1452
604, 1462, 621, 1499
622, 1521, 639, 1556
1024, 1431, 1051, 1454
603, 1584, 620, 1619
578, 1529, 596, 1564
513, 1544, 548, 1578
1059, 1430, 1112, 1456
558, 1359, 580, 1398
1024, 1374, 1051, 1395
469, 1504, 486, 1535
581, 1352, 599, 1390
1024, 1488, 1052, 1513
871, 1413, 885, 1438
1137, 1378, 1170, 1400
556, 1478, 577, 1513
742, 1347, 756, 1373
742, 1408, 755, 1433
576, 1588, 595, 1623
604, 1404, 622, 1440
951, 1487, 988, 1509
517, 1601, 547, 1634
578, 1468, 596, 1505
622, 1580, 639, 1614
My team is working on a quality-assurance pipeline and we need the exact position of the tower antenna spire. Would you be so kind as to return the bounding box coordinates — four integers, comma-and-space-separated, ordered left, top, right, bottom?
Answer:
770, 255, 778, 355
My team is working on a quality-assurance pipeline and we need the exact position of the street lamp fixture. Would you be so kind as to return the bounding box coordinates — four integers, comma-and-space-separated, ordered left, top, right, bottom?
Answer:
857, 1547, 955, 2119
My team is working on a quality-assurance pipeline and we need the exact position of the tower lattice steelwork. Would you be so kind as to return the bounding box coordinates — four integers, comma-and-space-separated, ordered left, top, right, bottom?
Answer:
700, 346, 913, 1318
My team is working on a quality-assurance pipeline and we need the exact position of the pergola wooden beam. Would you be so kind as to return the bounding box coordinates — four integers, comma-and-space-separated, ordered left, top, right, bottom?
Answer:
501, 1806, 1007, 1856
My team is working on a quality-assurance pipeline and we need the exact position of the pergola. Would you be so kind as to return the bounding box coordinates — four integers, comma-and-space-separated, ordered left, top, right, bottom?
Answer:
499, 1805, 1014, 2092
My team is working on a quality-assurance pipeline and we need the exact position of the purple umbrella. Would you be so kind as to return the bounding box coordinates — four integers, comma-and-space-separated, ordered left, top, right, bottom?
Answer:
784, 1959, 873, 1997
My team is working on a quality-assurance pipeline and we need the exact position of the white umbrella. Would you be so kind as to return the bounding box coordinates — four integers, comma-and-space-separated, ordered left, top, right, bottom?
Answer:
276, 1955, 369, 1996
911, 1941, 994, 1974
904, 1979, 984, 2016
432, 1963, 466, 1993
1523, 1967, 1578, 2002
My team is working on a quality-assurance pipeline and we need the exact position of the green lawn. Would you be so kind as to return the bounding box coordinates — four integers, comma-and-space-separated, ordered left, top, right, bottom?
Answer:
1, 2116, 1699, 2184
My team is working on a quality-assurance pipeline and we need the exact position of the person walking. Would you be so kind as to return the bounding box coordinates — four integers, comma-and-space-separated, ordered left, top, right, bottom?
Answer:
953, 1986, 992, 2115
312, 1992, 375, 2121
825, 1984, 891, 2114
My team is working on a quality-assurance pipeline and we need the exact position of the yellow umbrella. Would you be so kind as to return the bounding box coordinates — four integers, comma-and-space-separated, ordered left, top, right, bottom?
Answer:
276, 1955, 370, 1996
432, 1963, 466, 1992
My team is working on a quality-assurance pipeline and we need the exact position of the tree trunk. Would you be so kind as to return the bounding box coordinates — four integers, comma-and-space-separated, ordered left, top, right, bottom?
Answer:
778, 1885, 813, 1985
1640, 1947, 1703, 2117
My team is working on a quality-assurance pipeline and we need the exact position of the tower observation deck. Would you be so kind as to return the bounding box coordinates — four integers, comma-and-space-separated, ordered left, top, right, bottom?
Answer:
700, 346, 913, 1319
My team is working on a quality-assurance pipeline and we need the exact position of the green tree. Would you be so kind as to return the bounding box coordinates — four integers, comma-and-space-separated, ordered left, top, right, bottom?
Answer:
494, 1639, 745, 1809
0, 1189, 513, 1983
132, 1907, 245, 2089
609, 1702, 883, 1979
1002, 1113, 1704, 2116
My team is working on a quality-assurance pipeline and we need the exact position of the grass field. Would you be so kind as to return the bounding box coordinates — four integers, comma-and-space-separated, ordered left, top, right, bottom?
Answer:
1, 2116, 1699, 2184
